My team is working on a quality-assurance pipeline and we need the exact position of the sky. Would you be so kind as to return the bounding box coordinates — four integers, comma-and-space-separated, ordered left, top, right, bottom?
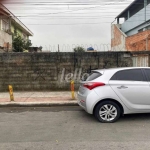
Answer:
2, 0, 134, 52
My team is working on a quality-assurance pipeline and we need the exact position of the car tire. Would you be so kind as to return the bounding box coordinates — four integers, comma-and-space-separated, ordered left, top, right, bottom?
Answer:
94, 101, 121, 123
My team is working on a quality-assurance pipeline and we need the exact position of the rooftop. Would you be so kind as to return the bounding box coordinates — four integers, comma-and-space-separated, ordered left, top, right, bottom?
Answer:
116, 0, 144, 18
0, 3, 33, 36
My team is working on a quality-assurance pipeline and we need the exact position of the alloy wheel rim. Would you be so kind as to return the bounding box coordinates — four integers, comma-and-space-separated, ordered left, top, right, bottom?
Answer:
99, 104, 117, 121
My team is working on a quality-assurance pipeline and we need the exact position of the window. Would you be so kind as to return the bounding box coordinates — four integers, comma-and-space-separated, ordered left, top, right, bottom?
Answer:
146, 25, 150, 30
144, 69, 150, 81
111, 69, 144, 81
2, 19, 9, 32
138, 25, 150, 33
130, 0, 144, 18
138, 28, 144, 33
86, 72, 102, 81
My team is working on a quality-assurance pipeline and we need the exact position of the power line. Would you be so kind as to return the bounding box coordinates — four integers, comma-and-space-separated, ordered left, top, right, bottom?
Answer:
13, 12, 121, 15
22, 18, 150, 24
14, 12, 150, 18
3, 3, 132, 7
2, 0, 134, 20
3, 1, 134, 5
18, 18, 113, 20
11, 5, 103, 15
3, 0, 143, 25
26, 22, 112, 25
16, 15, 119, 18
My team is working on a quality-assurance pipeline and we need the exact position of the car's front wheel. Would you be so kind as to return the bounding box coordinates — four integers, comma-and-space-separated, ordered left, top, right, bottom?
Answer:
94, 101, 121, 123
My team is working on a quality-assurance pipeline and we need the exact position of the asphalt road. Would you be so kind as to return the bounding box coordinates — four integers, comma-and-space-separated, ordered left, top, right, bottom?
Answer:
0, 106, 150, 150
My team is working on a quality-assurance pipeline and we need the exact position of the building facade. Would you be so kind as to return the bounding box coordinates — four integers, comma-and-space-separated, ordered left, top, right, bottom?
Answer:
0, 4, 33, 52
111, 0, 150, 52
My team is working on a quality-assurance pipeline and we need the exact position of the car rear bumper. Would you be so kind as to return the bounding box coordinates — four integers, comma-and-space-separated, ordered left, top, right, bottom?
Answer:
77, 92, 87, 111
77, 90, 100, 114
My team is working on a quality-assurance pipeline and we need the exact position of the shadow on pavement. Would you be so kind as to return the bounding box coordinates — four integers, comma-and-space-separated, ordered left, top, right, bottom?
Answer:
0, 106, 82, 113
119, 113, 150, 123
1, 106, 150, 123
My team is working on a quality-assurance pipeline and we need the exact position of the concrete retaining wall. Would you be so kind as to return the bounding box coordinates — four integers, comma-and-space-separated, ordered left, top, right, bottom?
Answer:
0, 52, 133, 91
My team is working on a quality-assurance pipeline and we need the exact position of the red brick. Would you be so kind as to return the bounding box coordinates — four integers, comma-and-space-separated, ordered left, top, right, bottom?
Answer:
111, 25, 150, 51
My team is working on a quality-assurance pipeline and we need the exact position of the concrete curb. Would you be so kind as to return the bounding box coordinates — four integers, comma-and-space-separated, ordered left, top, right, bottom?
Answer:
0, 101, 78, 107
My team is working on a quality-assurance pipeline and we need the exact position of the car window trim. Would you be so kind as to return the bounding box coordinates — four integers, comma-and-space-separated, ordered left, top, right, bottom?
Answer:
110, 69, 147, 82
141, 69, 148, 82
142, 69, 150, 82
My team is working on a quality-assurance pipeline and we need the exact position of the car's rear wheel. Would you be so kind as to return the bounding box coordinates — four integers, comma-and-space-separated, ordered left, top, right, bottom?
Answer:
94, 101, 121, 123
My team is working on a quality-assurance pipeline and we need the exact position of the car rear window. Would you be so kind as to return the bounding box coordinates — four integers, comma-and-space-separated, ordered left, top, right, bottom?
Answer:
86, 72, 102, 81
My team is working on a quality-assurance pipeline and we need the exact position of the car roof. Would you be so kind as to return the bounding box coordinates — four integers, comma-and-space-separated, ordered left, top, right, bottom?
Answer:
93, 67, 150, 73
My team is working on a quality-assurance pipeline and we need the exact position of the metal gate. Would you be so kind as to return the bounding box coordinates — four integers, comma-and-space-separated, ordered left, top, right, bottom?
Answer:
133, 55, 149, 67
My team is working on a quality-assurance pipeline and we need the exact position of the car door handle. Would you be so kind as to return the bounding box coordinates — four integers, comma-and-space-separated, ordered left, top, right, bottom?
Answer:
117, 85, 128, 89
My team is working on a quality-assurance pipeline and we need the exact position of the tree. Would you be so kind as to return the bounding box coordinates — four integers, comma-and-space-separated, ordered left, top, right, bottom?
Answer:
73, 46, 85, 53
13, 36, 24, 52
38, 46, 43, 52
12, 26, 32, 52
13, 35, 32, 52
24, 39, 32, 50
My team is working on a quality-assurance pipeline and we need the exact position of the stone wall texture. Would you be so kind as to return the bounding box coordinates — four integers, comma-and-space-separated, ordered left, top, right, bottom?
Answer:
0, 52, 133, 91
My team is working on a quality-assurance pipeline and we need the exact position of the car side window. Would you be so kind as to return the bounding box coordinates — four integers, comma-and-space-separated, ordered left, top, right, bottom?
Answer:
110, 69, 144, 81
144, 69, 150, 81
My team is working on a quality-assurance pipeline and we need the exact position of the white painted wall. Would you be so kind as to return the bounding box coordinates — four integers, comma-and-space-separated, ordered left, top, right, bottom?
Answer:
0, 30, 12, 50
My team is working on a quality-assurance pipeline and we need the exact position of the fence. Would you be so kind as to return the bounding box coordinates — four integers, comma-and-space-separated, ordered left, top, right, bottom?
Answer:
42, 44, 112, 52
0, 51, 133, 91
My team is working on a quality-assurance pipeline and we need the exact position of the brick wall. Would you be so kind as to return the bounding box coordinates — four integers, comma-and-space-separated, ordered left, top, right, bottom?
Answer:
111, 25, 122, 47
111, 24, 150, 51
126, 30, 150, 51
111, 25, 126, 51
0, 52, 132, 91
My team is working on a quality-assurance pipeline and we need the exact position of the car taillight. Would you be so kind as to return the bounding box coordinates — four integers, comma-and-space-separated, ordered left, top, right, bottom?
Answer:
83, 82, 105, 90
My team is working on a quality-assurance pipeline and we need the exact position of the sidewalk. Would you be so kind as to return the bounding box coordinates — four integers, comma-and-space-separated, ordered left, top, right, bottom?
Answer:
0, 91, 78, 107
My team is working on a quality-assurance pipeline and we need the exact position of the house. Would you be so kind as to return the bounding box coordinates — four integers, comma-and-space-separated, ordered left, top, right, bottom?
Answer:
111, 0, 150, 52
0, 3, 33, 52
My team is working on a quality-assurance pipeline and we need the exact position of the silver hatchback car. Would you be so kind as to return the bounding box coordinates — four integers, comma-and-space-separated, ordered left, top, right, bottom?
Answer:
77, 67, 150, 123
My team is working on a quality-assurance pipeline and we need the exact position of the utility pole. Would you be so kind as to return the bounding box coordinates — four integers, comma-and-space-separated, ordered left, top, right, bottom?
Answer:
58, 44, 60, 52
